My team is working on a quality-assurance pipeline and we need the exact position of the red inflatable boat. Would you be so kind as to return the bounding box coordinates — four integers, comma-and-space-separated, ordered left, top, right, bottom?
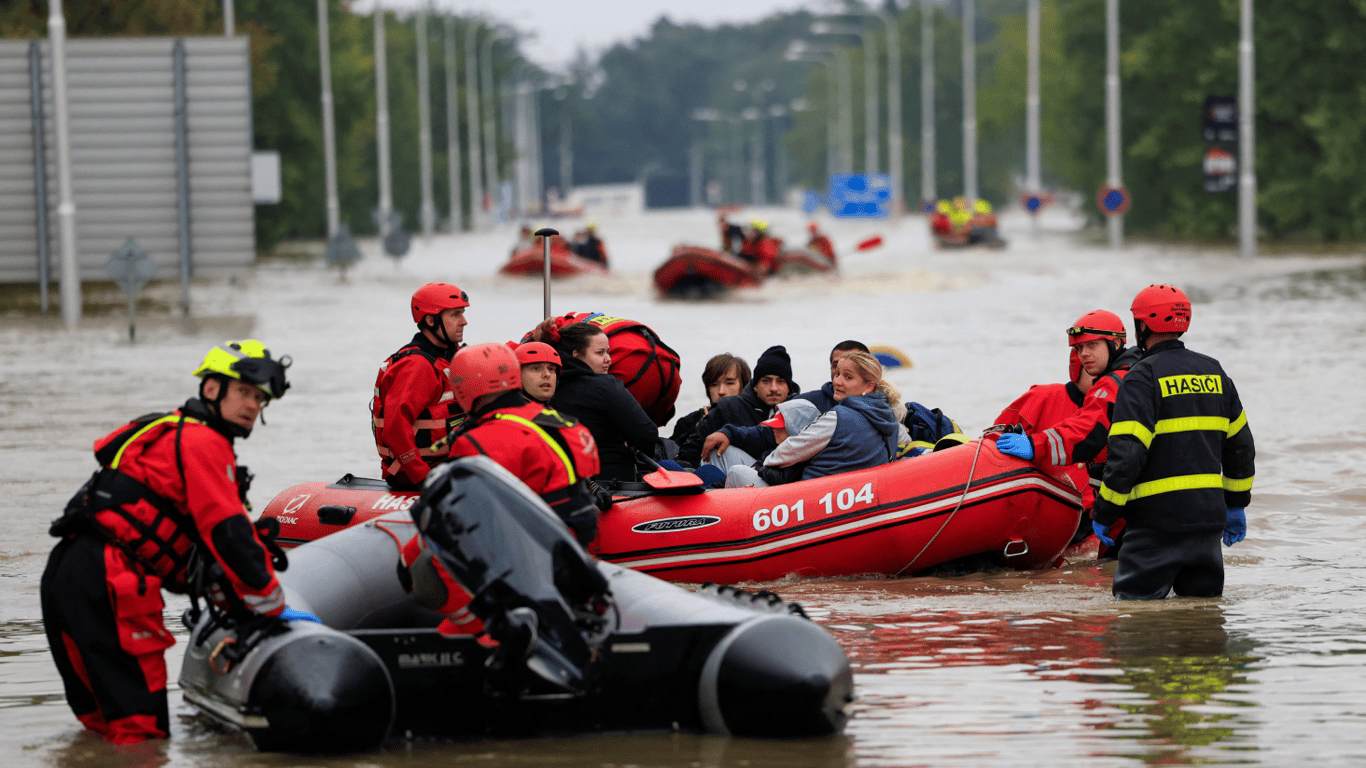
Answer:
774, 246, 837, 275
260, 441, 1082, 584
500, 235, 610, 277
653, 245, 763, 298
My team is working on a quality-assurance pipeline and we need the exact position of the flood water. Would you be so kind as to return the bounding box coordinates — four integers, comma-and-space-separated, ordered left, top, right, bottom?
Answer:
3, 208, 1365, 766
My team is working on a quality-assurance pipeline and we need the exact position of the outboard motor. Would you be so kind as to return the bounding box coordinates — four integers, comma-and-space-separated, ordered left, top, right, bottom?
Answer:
410, 456, 613, 694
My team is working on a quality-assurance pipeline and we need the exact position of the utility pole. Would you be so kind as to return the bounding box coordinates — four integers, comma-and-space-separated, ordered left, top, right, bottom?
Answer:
416, 9, 434, 239
1026, 0, 1041, 235
374, 3, 393, 240
317, 0, 339, 237
464, 23, 482, 229
962, 0, 977, 203
1106, 0, 1122, 249
920, 0, 935, 208
1238, 0, 1256, 260
51, 0, 81, 327
444, 16, 463, 232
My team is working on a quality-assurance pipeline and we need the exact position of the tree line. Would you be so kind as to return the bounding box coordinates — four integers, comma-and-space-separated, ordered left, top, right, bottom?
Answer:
4, 0, 1363, 245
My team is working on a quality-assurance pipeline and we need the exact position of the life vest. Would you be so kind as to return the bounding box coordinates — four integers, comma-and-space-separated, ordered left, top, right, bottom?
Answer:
51, 410, 248, 591
452, 401, 600, 509
525, 312, 681, 427
371, 340, 457, 482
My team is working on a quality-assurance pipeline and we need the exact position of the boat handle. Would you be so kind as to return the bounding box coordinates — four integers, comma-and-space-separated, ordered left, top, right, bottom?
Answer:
317, 505, 357, 525
1003, 539, 1029, 558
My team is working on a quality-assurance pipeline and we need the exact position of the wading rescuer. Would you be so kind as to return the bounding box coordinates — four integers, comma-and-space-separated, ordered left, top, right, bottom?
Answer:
996, 310, 1139, 544
373, 283, 469, 490
1090, 285, 1256, 599
445, 343, 604, 545
41, 341, 317, 745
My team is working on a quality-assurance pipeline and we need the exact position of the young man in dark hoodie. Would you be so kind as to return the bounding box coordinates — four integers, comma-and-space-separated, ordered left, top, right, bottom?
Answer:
695, 345, 798, 442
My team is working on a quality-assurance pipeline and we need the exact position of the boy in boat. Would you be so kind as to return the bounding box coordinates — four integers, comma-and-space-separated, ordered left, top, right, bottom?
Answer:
995, 310, 1139, 545
695, 345, 797, 456
42, 341, 315, 745
1090, 285, 1255, 599
670, 352, 751, 468
372, 283, 469, 490
444, 343, 602, 544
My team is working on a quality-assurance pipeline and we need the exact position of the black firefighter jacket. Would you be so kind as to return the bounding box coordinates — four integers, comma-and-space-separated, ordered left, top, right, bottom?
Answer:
1092, 340, 1255, 533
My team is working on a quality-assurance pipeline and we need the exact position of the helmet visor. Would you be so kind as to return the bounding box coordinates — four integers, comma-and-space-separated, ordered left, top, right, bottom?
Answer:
231, 355, 291, 400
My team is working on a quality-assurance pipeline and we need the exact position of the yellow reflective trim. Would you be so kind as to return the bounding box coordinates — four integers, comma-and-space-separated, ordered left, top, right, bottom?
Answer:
110, 415, 202, 469
1098, 482, 1129, 507
1110, 420, 1154, 448
1222, 475, 1254, 492
1226, 410, 1247, 438
1155, 416, 1229, 435
493, 413, 577, 484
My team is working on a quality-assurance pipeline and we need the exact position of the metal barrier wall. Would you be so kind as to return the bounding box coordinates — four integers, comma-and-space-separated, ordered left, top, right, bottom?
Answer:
0, 36, 253, 286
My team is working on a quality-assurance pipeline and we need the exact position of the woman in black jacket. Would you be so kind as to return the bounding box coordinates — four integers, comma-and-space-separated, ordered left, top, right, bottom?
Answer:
549, 323, 659, 485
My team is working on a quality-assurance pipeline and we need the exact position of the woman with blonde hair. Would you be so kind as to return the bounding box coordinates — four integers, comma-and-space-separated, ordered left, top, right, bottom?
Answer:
723, 350, 901, 488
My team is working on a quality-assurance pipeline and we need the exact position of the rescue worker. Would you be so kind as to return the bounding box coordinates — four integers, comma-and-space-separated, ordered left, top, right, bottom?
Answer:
930, 200, 955, 239
996, 310, 1139, 524
806, 221, 836, 264
517, 341, 561, 404
948, 196, 973, 234
41, 341, 313, 745
1091, 285, 1255, 599
444, 343, 603, 544
372, 283, 469, 490
719, 213, 745, 254
739, 219, 779, 274
572, 222, 607, 264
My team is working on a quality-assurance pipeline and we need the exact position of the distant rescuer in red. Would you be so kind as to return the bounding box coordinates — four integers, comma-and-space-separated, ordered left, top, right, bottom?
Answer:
1090, 285, 1256, 599
372, 282, 469, 490
41, 341, 317, 745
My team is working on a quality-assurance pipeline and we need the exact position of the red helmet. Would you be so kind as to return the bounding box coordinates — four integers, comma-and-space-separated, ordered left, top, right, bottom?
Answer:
411, 282, 469, 324
1130, 284, 1191, 333
1067, 309, 1127, 347
515, 341, 561, 368
447, 343, 520, 412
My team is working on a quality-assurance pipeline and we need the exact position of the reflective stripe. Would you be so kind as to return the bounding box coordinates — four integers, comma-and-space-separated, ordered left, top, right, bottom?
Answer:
1043, 428, 1064, 465
1102, 473, 1225, 506
241, 585, 285, 615
1111, 416, 1234, 448
1222, 474, 1254, 492
110, 415, 203, 468
413, 419, 445, 429
1226, 410, 1248, 438
1110, 420, 1154, 448
492, 413, 577, 484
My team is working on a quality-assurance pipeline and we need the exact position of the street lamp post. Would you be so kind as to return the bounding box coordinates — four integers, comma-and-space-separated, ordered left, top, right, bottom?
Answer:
921, 0, 935, 207
1105, 0, 1122, 249
374, 3, 392, 239
317, 0, 339, 237
444, 15, 463, 232
416, 9, 434, 238
464, 22, 483, 229
962, 0, 978, 203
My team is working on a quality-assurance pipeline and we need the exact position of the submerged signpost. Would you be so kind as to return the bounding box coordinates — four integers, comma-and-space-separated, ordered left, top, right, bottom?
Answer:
104, 238, 155, 341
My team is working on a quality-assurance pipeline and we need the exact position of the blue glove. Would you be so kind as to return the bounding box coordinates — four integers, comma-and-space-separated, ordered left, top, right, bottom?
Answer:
279, 606, 322, 623
1092, 521, 1115, 547
996, 433, 1034, 460
1223, 507, 1246, 546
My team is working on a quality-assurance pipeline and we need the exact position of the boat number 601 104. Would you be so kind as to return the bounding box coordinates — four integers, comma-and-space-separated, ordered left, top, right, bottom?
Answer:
752, 482, 876, 532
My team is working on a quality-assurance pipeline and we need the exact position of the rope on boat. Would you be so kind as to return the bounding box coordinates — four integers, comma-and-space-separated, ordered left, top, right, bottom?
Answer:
893, 425, 1013, 577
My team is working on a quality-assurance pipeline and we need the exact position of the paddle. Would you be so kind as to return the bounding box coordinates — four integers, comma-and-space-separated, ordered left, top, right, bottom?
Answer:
631, 448, 704, 491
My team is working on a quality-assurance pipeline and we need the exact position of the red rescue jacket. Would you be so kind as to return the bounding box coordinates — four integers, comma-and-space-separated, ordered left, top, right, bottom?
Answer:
449, 396, 601, 513
70, 402, 284, 615
994, 381, 1094, 508
372, 333, 457, 487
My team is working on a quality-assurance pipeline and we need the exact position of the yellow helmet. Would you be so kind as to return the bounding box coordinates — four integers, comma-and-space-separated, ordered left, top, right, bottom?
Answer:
936, 201, 953, 214
973, 199, 992, 214
193, 340, 291, 400
750, 218, 768, 232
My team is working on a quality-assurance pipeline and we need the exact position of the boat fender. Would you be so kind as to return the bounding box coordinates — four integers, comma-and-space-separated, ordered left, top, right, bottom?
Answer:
697, 614, 853, 737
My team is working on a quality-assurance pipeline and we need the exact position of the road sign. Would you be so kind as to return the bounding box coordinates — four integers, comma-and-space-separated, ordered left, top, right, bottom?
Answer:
104, 238, 156, 341
1203, 146, 1237, 193
1096, 185, 1130, 217
1020, 192, 1053, 216
324, 224, 362, 268
1203, 95, 1237, 142
828, 174, 891, 218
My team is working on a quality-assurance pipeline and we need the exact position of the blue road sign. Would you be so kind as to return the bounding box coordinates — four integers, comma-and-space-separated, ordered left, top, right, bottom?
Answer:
1096, 185, 1131, 217
828, 174, 891, 218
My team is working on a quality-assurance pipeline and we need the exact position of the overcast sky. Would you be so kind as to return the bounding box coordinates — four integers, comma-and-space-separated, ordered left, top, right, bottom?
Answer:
356, 0, 822, 70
